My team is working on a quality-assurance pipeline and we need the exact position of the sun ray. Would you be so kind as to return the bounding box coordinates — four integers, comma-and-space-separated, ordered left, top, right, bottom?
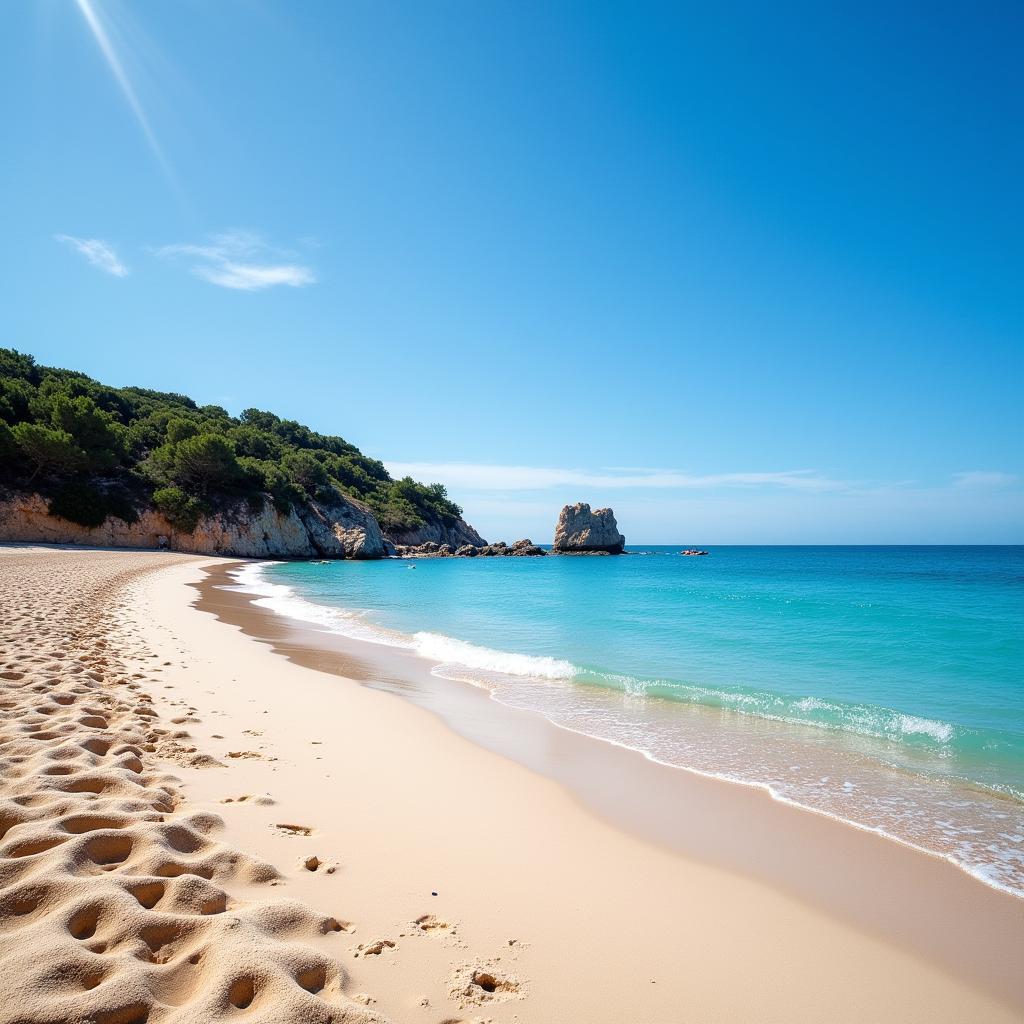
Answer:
72, 0, 176, 187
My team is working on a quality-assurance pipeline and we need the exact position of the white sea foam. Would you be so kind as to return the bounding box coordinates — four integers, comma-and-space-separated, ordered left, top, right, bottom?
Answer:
895, 714, 955, 743
231, 565, 576, 679
229, 563, 414, 650
412, 632, 575, 679
795, 696, 830, 711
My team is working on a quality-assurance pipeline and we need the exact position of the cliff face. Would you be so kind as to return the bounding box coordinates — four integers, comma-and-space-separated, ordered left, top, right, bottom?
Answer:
0, 491, 385, 559
384, 517, 486, 551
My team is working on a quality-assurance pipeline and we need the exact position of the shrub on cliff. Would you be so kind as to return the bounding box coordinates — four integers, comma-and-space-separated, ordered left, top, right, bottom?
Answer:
152, 486, 203, 532
49, 481, 138, 529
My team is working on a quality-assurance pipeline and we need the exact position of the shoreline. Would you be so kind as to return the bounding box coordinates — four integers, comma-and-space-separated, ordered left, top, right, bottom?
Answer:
2, 545, 1022, 1023
195, 560, 1024, 1010
225, 559, 1024, 900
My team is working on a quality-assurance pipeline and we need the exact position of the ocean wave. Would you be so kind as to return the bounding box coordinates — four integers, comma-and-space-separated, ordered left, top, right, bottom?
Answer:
896, 714, 955, 743
232, 564, 577, 680
572, 671, 960, 751
412, 632, 576, 680
229, 563, 414, 650
232, 564, 962, 754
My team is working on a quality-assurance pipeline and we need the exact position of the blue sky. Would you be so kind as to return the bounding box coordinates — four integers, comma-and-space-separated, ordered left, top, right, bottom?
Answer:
2, 1, 1021, 543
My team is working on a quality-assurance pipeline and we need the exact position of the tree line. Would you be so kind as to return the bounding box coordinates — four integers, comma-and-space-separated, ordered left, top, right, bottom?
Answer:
0, 348, 462, 533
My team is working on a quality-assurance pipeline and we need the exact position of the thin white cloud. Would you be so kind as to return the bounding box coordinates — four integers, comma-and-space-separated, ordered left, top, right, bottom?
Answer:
384, 462, 847, 492
157, 230, 316, 291
952, 470, 1018, 488
55, 234, 129, 277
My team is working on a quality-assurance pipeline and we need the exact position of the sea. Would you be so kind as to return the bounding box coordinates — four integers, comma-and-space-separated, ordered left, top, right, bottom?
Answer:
232, 546, 1024, 897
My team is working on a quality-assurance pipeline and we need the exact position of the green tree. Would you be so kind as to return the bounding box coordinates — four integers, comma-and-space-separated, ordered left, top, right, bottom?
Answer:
0, 348, 40, 384
12, 423, 86, 481
0, 378, 34, 424
50, 394, 125, 471
282, 450, 330, 495
165, 417, 199, 445
0, 419, 16, 461
229, 425, 282, 461
171, 434, 242, 493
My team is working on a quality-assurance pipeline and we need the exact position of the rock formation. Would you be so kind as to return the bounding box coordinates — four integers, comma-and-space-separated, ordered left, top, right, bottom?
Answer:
384, 518, 485, 552
392, 538, 545, 558
552, 503, 625, 554
509, 538, 545, 556
0, 491, 385, 559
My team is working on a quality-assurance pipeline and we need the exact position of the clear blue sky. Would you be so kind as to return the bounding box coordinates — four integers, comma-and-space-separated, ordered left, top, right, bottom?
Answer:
2, 1, 1021, 543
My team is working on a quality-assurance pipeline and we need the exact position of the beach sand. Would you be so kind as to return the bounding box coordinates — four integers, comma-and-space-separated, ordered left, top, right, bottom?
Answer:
1, 546, 1021, 1023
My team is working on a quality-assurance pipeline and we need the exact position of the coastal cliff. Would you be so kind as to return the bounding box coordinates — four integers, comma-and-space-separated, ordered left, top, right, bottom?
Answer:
0, 490, 390, 558
0, 348, 485, 560
385, 517, 486, 552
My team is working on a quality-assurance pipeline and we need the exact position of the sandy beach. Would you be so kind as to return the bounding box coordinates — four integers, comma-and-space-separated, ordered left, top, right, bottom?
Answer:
1, 546, 1022, 1024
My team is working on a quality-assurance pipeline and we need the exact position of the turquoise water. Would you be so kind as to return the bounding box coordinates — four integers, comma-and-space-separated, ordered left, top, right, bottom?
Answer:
235, 546, 1024, 895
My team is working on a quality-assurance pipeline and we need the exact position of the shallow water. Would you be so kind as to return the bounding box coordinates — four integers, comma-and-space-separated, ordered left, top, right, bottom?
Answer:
233, 546, 1024, 896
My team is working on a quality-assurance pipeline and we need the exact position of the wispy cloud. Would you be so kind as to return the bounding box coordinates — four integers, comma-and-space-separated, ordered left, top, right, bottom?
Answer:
952, 470, 1018, 488
157, 230, 316, 291
384, 462, 847, 492
55, 234, 129, 277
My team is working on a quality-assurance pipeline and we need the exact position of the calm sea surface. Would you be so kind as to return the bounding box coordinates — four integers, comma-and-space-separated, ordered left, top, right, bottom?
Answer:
235, 546, 1024, 896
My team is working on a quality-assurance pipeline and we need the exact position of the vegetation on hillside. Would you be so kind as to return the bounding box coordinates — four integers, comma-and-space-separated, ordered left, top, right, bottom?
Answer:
0, 348, 462, 532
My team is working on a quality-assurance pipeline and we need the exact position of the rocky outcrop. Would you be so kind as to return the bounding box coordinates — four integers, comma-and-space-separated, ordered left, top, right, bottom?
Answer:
0, 491, 385, 559
393, 538, 546, 558
384, 517, 486, 552
508, 539, 545, 556
552, 503, 625, 554
294, 494, 385, 558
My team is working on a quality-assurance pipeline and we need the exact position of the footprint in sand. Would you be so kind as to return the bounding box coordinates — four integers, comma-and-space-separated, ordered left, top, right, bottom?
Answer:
353, 939, 395, 957
0, 551, 375, 1024
273, 823, 313, 836
449, 962, 523, 1005
414, 913, 450, 932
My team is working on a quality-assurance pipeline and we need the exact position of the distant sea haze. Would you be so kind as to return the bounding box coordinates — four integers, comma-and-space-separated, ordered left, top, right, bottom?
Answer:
236, 546, 1024, 896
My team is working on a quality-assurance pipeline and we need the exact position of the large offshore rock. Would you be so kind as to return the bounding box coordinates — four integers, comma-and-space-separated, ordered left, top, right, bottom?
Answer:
552, 503, 625, 554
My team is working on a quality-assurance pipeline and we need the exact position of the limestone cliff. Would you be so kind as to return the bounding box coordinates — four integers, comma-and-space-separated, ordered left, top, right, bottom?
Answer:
384, 517, 486, 552
552, 503, 625, 554
0, 491, 385, 559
